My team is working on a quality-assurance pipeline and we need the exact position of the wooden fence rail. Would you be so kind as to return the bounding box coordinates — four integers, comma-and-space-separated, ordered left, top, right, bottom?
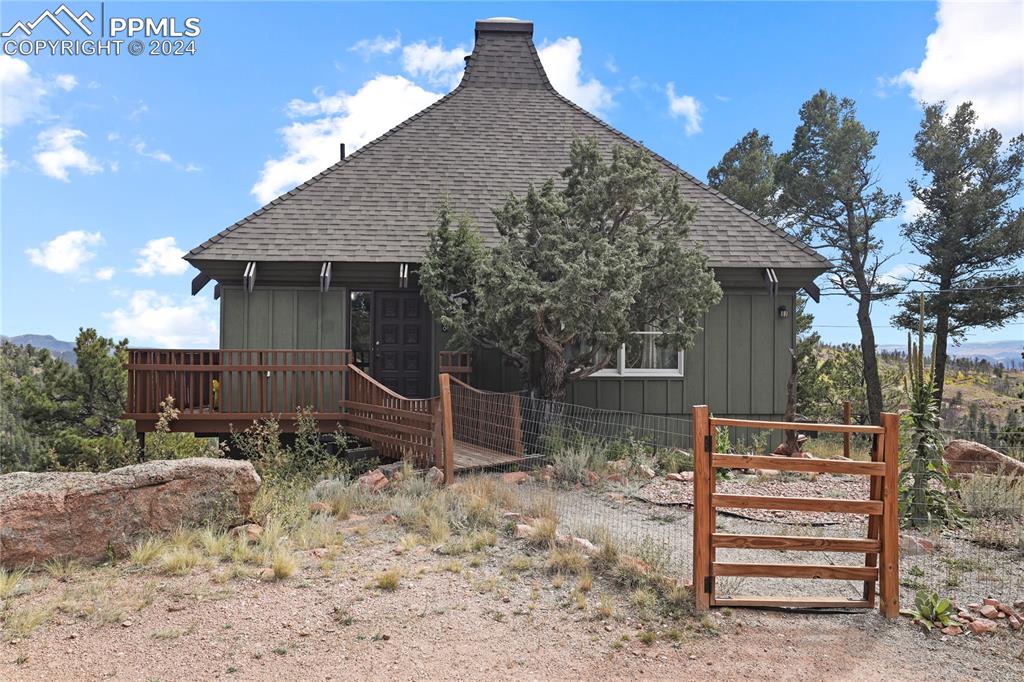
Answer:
692, 406, 900, 618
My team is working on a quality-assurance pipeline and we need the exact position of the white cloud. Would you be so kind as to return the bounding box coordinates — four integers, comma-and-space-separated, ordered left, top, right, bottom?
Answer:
350, 33, 401, 58
132, 237, 188, 276
903, 196, 926, 223
879, 263, 921, 286
106, 290, 217, 347
0, 55, 48, 128
537, 37, 614, 115
0, 56, 79, 129
34, 127, 102, 181
252, 75, 443, 204
401, 41, 468, 89
26, 230, 102, 274
893, 0, 1023, 136
94, 267, 115, 281
666, 82, 703, 136
54, 74, 77, 91
132, 139, 173, 164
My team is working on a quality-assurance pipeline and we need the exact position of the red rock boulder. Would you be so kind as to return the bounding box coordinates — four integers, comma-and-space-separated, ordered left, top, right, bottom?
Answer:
0, 458, 260, 568
943, 440, 1024, 478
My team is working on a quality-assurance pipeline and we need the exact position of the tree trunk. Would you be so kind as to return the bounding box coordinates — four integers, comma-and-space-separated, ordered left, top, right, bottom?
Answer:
857, 297, 884, 425
540, 345, 568, 402
931, 303, 951, 407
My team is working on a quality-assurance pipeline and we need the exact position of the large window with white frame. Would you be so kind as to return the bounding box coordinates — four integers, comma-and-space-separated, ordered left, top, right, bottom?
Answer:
593, 329, 684, 377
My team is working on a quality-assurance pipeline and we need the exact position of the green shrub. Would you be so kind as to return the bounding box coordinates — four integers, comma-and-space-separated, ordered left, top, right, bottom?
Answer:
960, 469, 1024, 518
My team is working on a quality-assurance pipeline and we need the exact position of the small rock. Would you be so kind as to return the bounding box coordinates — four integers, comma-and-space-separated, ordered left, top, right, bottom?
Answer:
231, 523, 263, 543
259, 568, 276, 581
638, 464, 656, 479
426, 467, 445, 486
979, 604, 999, 619
997, 602, 1018, 618
607, 473, 627, 484
940, 625, 962, 636
120, 620, 132, 628
167, 603, 186, 612
665, 472, 694, 482
382, 514, 398, 524
982, 598, 1000, 607
357, 469, 389, 493
585, 470, 601, 485
501, 471, 530, 486
308, 501, 331, 515
1008, 615, 1021, 631
513, 524, 535, 540
967, 618, 998, 635
899, 535, 935, 556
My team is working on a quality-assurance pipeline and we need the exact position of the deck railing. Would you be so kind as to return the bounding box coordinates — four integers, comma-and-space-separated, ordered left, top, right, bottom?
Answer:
340, 365, 445, 472
125, 349, 352, 429
448, 376, 523, 458
438, 351, 473, 382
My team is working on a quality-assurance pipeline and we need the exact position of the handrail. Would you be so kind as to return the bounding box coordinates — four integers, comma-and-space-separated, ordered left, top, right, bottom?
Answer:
709, 416, 884, 435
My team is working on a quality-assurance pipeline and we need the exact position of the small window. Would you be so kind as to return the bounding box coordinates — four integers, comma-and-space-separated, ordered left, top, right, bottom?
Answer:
593, 330, 684, 377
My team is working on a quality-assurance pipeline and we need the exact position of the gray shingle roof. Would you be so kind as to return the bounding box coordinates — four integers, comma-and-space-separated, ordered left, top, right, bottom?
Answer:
186, 19, 828, 271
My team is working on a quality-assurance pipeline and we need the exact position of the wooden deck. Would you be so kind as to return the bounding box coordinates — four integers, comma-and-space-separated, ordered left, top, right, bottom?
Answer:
453, 440, 526, 471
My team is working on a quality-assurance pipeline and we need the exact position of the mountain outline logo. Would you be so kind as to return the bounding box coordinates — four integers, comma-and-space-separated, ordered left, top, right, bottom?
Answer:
2, 4, 95, 38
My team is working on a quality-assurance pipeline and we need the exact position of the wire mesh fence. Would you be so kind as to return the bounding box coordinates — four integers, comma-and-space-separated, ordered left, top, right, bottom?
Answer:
408, 380, 1024, 612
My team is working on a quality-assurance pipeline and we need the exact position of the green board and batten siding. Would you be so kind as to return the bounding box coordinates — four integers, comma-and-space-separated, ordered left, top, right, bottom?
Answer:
568, 291, 794, 418
220, 287, 348, 349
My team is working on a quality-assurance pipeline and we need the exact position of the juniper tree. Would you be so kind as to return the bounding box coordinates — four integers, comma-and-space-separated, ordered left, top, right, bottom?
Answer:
892, 101, 1024, 402
421, 137, 722, 401
778, 90, 902, 424
707, 129, 783, 221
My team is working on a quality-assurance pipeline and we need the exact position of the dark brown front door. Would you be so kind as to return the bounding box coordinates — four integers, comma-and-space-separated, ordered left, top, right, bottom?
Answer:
373, 291, 429, 398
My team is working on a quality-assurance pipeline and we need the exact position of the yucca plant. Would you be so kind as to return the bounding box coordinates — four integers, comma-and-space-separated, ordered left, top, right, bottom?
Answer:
899, 295, 961, 528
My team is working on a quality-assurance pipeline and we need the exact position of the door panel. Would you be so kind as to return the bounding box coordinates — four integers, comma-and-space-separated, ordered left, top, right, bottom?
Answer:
373, 291, 429, 398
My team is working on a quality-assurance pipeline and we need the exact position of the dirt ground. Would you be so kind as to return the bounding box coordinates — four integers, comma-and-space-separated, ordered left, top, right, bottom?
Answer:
3, 511, 1022, 682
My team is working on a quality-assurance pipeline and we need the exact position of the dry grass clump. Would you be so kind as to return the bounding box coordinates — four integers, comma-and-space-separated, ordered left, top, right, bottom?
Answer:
595, 593, 615, 619
159, 546, 204, 576
294, 514, 342, 550
2, 605, 51, 640
441, 560, 463, 574
129, 537, 166, 567
547, 547, 588, 575
270, 548, 299, 580
525, 517, 559, 549
374, 568, 403, 591
42, 558, 81, 582
0, 568, 29, 599
961, 469, 1024, 518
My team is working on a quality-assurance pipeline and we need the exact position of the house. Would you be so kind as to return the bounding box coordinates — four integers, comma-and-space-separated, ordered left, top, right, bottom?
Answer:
125, 18, 827, 465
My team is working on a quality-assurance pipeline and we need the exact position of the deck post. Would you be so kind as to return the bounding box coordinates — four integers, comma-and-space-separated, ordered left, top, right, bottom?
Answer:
692, 405, 711, 611
438, 373, 455, 484
879, 412, 900, 618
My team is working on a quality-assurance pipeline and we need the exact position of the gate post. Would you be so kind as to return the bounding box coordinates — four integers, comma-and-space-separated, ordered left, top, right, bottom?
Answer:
692, 405, 712, 611
879, 412, 900, 618
438, 373, 455, 484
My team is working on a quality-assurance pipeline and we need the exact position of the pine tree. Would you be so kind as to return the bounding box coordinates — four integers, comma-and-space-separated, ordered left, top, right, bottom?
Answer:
893, 102, 1024, 404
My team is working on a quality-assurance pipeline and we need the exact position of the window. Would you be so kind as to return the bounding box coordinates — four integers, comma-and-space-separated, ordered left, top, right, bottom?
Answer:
593, 329, 684, 377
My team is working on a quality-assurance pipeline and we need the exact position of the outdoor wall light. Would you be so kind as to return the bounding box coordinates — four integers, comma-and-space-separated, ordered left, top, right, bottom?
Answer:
778, 305, 790, 319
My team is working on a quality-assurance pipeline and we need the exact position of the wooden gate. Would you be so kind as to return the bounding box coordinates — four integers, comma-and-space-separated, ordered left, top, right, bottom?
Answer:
691, 405, 900, 618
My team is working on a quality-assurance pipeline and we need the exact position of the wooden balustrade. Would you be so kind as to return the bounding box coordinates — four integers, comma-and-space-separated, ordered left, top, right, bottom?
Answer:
438, 351, 473, 381
340, 364, 443, 471
125, 348, 351, 432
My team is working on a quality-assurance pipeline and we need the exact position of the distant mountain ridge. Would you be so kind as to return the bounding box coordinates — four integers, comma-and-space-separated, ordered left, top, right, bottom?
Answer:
880, 340, 1022, 367
1, 334, 77, 365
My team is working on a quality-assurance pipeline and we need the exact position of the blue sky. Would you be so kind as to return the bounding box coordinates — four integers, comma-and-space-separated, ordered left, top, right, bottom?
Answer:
2, 1, 1022, 349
